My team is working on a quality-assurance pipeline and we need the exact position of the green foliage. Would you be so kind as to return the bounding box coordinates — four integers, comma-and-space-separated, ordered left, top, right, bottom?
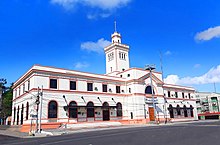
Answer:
0, 79, 13, 118
2, 87, 13, 117
0, 78, 7, 88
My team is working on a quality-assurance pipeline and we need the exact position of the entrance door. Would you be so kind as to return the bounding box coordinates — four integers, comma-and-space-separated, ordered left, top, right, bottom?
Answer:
103, 109, 110, 121
149, 107, 155, 121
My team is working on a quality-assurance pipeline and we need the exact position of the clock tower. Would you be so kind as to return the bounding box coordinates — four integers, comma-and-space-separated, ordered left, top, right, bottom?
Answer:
104, 22, 130, 75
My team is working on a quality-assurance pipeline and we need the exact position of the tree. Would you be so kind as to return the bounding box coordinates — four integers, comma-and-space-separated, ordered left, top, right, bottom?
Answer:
0, 79, 12, 125
0, 78, 7, 93
2, 86, 13, 117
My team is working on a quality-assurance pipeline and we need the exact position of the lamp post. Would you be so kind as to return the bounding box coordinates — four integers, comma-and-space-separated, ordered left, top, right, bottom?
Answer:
38, 86, 43, 133
145, 64, 157, 123
25, 86, 43, 133
35, 87, 40, 132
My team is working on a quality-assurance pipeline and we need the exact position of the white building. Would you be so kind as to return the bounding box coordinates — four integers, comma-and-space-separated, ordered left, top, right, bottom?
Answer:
196, 92, 220, 120
12, 28, 198, 132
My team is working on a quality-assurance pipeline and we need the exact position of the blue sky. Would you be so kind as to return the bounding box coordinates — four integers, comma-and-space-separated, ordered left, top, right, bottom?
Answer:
1, 0, 220, 92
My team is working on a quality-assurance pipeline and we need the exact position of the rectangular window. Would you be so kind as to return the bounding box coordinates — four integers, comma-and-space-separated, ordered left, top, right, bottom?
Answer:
70, 81, 76, 90
108, 52, 114, 61
50, 79, 57, 89
87, 83, 93, 91
102, 84, 107, 92
175, 92, 178, 98
23, 84, 25, 94
119, 52, 126, 60
15, 90, 17, 98
182, 92, 184, 98
116, 86, 120, 93
168, 91, 171, 97
188, 93, 191, 99
28, 80, 30, 91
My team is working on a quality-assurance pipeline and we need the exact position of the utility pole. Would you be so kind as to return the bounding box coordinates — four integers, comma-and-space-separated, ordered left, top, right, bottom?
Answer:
35, 87, 40, 132
39, 86, 43, 133
144, 104, 146, 119
214, 82, 216, 93
160, 51, 167, 124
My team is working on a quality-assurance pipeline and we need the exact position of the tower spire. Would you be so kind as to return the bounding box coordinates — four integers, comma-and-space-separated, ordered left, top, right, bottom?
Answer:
114, 21, 117, 32
111, 20, 121, 44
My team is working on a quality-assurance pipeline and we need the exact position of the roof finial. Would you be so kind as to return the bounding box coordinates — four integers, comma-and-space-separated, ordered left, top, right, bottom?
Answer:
114, 21, 117, 32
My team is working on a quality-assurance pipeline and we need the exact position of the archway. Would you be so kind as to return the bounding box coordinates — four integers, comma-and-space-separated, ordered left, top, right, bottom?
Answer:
168, 104, 174, 118
116, 102, 122, 117
102, 102, 110, 121
183, 105, 188, 117
17, 106, 19, 125
69, 101, 78, 119
21, 104, 24, 125
87, 102, 94, 118
176, 105, 181, 116
48, 101, 58, 118
145, 86, 155, 94
190, 105, 194, 117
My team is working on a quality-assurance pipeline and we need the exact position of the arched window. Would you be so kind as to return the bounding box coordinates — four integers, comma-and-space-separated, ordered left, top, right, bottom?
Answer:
168, 104, 174, 118
48, 101, 58, 118
69, 101, 77, 118
103, 102, 109, 107
183, 105, 188, 117
21, 104, 24, 125
176, 105, 181, 115
87, 102, 94, 118
26, 102, 29, 120
116, 102, 122, 117
17, 106, 19, 125
13, 107, 16, 125
145, 86, 155, 94
190, 105, 194, 117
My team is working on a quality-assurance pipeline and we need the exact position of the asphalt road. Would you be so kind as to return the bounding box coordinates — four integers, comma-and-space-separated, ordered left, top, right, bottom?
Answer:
2, 121, 220, 145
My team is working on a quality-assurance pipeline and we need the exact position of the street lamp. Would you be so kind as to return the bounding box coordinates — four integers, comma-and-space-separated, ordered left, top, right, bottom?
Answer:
145, 64, 157, 123
25, 86, 43, 134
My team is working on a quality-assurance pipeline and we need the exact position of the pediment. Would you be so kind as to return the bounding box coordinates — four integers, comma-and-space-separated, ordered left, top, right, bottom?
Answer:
138, 73, 164, 85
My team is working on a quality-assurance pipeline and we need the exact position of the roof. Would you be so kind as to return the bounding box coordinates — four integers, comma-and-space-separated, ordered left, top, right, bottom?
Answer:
163, 83, 195, 91
13, 64, 126, 88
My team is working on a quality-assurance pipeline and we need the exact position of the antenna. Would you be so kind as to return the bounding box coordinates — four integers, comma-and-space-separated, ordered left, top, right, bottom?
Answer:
160, 51, 164, 81
114, 21, 117, 32
214, 82, 216, 93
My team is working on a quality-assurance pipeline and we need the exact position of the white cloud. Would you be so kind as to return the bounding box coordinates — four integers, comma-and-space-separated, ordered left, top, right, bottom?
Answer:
87, 12, 111, 19
83, 0, 131, 10
195, 26, 220, 41
50, 0, 78, 10
164, 65, 220, 85
164, 50, 172, 56
50, 0, 131, 18
81, 38, 111, 53
74, 62, 89, 69
164, 75, 179, 85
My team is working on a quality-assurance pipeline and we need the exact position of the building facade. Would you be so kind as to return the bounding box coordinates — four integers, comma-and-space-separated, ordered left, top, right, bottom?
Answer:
196, 92, 220, 119
11, 29, 198, 131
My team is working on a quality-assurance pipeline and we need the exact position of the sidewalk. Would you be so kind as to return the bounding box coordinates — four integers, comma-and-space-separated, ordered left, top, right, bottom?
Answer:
0, 129, 28, 138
